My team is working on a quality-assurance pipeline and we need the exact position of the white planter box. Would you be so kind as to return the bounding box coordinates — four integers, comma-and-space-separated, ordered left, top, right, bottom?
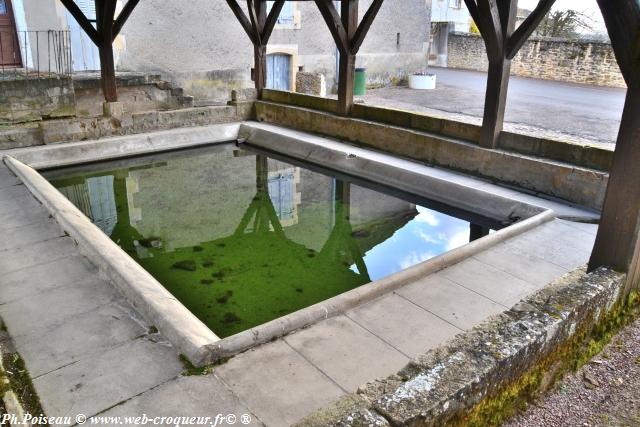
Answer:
408, 74, 436, 90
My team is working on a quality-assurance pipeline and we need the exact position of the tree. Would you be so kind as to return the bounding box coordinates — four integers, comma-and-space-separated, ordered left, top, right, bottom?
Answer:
535, 10, 595, 39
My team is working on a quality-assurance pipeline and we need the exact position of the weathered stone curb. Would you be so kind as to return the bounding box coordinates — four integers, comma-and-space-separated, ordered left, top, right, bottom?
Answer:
5, 123, 241, 169
297, 267, 627, 427
3, 156, 221, 367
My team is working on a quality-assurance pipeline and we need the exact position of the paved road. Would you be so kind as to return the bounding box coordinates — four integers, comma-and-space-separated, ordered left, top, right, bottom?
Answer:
366, 68, 627, 144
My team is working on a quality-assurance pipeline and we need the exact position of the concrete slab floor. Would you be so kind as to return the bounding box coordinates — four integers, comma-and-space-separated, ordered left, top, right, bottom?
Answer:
0, 154, 600, 426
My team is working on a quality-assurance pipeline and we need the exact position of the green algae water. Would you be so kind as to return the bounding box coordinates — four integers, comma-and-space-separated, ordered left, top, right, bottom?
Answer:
45, 144, 499, 338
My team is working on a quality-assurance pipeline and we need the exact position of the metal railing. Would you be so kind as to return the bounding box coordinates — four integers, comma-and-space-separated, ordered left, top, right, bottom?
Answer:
0, 30, 72, 79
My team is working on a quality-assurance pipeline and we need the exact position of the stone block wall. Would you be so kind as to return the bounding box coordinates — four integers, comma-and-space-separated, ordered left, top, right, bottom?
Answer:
447, 33, 626, 88
0, 77, 75, 124
296, 72, 326, 97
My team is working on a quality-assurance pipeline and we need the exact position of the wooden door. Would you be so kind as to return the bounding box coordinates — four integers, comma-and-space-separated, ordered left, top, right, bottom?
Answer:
266, 54, 291, 91
0, 0, 21, 67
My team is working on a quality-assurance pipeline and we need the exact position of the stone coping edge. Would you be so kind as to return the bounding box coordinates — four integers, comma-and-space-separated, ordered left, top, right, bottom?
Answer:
3, 155, 221, 367
296, 267, 627, 426
4, 123, 241, 170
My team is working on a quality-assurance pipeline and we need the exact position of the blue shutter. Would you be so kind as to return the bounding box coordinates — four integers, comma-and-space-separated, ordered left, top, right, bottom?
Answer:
266, 1, 294, 25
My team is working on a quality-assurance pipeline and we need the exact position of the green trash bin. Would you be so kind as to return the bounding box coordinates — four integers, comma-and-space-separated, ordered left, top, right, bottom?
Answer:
354, 68, 367, 96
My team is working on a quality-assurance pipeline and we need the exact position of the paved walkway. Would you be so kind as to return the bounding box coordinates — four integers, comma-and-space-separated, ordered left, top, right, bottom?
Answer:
0, 158, 597, 426
364, 68, 626, 145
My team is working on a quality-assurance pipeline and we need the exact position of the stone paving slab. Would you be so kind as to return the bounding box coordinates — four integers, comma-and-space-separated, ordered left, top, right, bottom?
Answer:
473, 242, 570, 287
0, 278, 121, 337
0, 205, 51, 231
100, 375, 263, 426
0, 218, 65, 251
0, 183, 32, 202
13, 302, 147, 378
285, 315, 410, 392
0, 169, 20, 188
33, 337, 183, 426
0, 255, 97, 304
346, 293, 462, 359
0, 192, 44, 217
397, 275, 507, 331
216, 340, 345, 427
0, 236, 78, 275
440, 257, 538, 307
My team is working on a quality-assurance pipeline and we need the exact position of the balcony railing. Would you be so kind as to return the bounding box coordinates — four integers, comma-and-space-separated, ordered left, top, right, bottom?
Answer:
0, 30, 72, 79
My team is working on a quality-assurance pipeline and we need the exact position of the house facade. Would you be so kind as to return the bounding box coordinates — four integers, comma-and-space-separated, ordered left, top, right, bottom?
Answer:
429, 0, 471, 66
118, 0, 432, 102
2, 0, 431, 102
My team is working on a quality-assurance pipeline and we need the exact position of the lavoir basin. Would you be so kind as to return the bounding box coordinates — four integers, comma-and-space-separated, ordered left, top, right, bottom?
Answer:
44, 143, 503, 339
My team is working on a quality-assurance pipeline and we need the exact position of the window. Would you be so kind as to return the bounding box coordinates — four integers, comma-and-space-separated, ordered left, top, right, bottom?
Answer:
266, 1, 295, 25
449, 0, 462, 8
0, 0, 7, 15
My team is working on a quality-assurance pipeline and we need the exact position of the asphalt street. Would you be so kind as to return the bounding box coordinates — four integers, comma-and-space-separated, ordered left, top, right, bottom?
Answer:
365, 67, 627, 144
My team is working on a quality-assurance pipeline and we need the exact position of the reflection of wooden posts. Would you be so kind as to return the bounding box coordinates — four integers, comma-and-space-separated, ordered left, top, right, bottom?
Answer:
235, 155, 285, 236
469, 223, 490, 242
464, 0, 556, 147
59, 0, 140, 102
315, 0, 384, 116
226, 0, 285, 96
588, 1, 640, 292
322, 180, 370, 280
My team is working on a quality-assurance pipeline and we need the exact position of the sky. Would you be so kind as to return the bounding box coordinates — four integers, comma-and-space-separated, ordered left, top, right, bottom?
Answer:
518, 0, 607, 34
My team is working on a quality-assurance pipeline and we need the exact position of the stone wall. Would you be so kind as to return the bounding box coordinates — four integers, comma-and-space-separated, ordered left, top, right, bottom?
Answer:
447, 33, 626, 88
295, 72, 326, 97
0, 77, 75, 124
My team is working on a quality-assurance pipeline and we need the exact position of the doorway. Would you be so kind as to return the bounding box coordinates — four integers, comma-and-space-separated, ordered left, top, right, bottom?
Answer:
0, 0, 21, 67
266, 53, 291, 91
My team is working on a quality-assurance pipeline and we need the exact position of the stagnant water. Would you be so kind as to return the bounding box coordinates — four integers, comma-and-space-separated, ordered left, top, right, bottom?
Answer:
45, 144, 501, 338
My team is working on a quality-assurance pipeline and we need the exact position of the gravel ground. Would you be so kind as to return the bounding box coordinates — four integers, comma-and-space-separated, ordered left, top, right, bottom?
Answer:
503, 316, 640, 427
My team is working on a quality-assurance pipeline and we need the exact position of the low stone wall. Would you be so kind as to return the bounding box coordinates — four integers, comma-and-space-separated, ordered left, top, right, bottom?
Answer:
0, 102, 252, 150
447, 33, 626, 88
73, 73, 194, 118
0, 77, 75, 124
260, 90, 614, 173
256, 99, 607, 209
298, 267, 635, 426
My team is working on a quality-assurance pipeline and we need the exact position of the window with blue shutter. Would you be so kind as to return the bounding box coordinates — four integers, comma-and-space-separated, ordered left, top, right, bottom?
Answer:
266, 1, 295, 25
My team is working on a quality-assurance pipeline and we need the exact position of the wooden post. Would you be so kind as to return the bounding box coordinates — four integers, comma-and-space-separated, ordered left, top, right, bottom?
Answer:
464, 0, 556, 148
588, 0, 640, 292
60, 0, 140, 102
254, 44, 267, 93
481, 57, 511, 146
588, 84, 640, 288
337, 0, 358, 116
96, 0, 118, 102
315, 0, 383, 116
226, 0, 284, 98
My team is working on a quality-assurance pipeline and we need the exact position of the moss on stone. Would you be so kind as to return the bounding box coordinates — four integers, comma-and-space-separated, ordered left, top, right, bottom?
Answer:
450, 291, 640, 427
1, 352, 45, 419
